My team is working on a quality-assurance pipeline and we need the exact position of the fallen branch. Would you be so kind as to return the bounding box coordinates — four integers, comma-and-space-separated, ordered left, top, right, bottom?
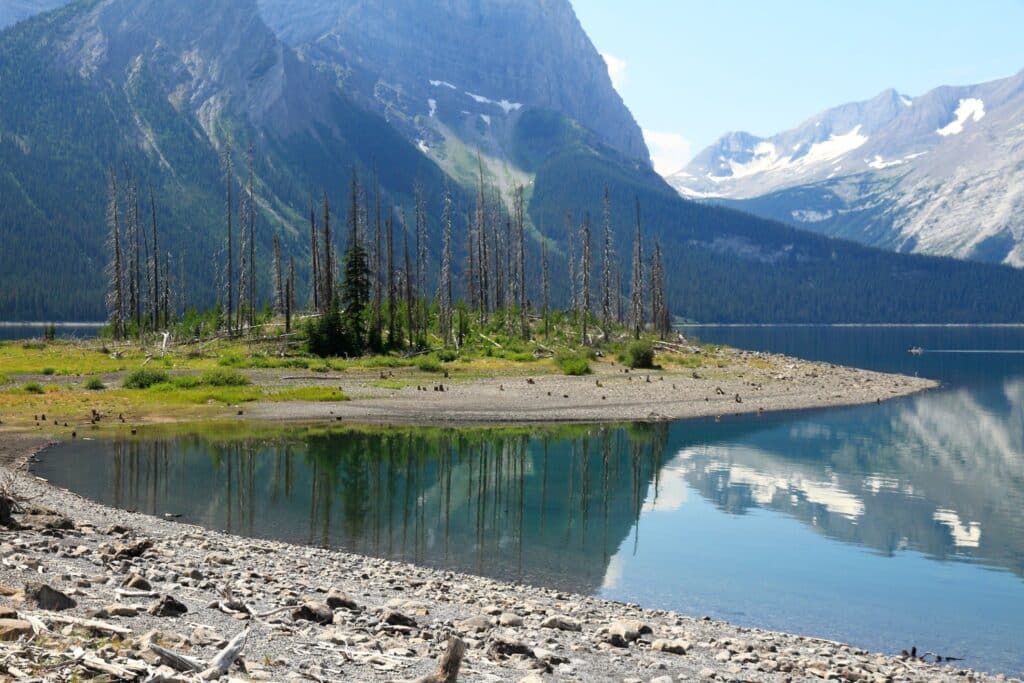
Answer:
404, 636, 466, 683
202, 628, 249, 678
32, 613, 131, 637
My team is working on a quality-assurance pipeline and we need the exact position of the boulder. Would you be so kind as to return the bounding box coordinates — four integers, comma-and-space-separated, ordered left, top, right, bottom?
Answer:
148, 595, 188, 618
540, 614, 582, 632
25, 583, 76, 611
292, 600, 332, 625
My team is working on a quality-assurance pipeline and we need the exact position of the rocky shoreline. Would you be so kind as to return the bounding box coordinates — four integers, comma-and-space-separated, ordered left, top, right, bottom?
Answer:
0, 438, 1014, 683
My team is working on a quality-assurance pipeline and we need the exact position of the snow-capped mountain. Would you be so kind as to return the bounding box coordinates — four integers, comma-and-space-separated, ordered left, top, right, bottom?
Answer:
670, 70, 1024, 265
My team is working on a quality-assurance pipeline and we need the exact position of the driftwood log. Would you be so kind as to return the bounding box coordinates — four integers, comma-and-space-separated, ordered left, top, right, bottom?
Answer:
407, 636, 466, 683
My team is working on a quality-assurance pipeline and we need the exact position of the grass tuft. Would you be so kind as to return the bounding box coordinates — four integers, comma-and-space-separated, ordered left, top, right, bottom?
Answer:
123, 368, 170, 389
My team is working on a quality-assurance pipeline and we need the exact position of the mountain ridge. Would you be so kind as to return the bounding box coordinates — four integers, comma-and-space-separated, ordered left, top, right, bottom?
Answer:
670, 69, 1024, 266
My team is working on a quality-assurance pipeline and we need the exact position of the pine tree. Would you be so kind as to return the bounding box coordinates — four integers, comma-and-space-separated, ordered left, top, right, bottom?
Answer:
630, 198, 644, 340
105, 169, 125, 340
342, 170, 370, 351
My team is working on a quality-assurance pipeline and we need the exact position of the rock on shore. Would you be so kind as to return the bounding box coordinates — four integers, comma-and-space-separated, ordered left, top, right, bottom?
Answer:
0, 454, 1012, 683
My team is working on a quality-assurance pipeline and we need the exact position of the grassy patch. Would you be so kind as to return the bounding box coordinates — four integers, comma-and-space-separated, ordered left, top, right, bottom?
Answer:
41, 367, 56, 376
23, 382, 45, 394
268, 387, 349, 402
371, 379, 414, 390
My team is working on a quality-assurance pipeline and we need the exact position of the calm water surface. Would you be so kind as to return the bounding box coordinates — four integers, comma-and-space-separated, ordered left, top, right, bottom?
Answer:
36, 327, 1024, 676
0, 324, 100, 341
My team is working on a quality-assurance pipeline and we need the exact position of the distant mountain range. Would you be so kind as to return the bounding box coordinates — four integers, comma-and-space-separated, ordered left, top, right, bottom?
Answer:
2, 0, 1024, 323
670, 71, 1024, 266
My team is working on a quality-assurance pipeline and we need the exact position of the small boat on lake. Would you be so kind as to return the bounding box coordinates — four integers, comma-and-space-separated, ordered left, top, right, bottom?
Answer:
908, 347, 924, 356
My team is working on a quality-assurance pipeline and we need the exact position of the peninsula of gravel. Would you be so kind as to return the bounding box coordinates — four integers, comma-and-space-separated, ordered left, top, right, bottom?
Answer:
0, 434, 1015, 683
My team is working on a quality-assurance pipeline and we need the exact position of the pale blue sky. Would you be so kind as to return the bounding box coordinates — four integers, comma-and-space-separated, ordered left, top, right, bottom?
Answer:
571, 0, 1024, 174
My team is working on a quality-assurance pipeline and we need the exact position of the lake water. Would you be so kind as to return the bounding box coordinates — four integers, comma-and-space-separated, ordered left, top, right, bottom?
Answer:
0, 324, 100, 341
34, 327, 1024, 676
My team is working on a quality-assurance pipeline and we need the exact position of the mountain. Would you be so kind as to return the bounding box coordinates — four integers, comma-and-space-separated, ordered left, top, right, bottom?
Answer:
0, 0, 65, 29
670, 71, 1024, 266
255, 0, 651, 177
0, 0, 447, 320
3, 0, 1024, 323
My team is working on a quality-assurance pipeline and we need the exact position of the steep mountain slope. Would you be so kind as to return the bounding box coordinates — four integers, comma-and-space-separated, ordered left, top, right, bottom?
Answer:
0, 0, 447, 320
255, 0, 650, 181
0, 0, 65, 29
670, 71, 1024, 265
3, 0, 1024, 323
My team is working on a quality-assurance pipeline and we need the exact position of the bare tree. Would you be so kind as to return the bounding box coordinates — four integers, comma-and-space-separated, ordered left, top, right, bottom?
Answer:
600, 186, 614, 340
651, 241, 671, 339
246, 143, 257, 327
105, 169, 125, 340
566, 211, 577, 315
309, 203, 320, 312
402, 210, 414, 348
372, 175, 383, 348
322, 192, 334, 309
542, 239, 550, 339
286, 257, 295, 333
580, 212, 592, 345
149, 186, 162, 330
515, 184, 527, 339
271, 232, 284, 314
222, 141, 234, 334
386, 210, 397, 346
415, 181, 428, 341
237, 177, 250, 330
123, 170, 141, 333
629, 198, 644, 340
440, 184, 454, 345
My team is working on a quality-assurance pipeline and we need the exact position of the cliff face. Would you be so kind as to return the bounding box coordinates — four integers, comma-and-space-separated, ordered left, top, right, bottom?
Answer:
256, 0, 650, 167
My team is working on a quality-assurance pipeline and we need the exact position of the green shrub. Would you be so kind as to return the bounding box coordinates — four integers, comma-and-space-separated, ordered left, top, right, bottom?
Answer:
41, 367, 56, 376
84, 377, 105, 391
624, 341, 656, 369
218, 353, 243, 367
123, 368, 170, 389
0, 373, 9, 385
22, 341, 46, 351
436, 348, 459, 363
23, 382, 45, 394
556, 353, 591, 376
415, 356, 443, 373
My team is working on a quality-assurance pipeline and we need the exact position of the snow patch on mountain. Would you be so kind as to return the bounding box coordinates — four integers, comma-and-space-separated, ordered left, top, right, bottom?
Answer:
466, 91, 523, 114
429, 79, 456, 90
937, 98, 986, 136
708, 126, 869, 183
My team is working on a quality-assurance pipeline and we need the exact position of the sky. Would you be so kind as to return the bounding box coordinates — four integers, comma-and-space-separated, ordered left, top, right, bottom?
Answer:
570, 0, 1024, 175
